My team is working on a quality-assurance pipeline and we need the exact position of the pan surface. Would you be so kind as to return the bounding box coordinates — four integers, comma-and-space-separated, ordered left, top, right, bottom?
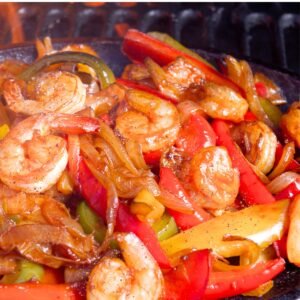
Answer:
0, 40, 299, 300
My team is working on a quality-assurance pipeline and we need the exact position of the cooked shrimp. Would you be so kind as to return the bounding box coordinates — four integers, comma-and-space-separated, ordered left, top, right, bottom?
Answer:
87, 232, 163, 300
280, 101, 300, 148
3, 71, 86, 115
85, 83, 126, 115
116, 89, 180, 152
0, 113, 99, 193
231, 120, 277, 174
197, 82, 249, 122
145, 57, 204, 101
189, 146, 240, 209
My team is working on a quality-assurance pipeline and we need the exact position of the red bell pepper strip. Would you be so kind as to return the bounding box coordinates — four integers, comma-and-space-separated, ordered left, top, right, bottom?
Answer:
115, 204, 171, 269
275, 143, 300, 172
116, 78, 177, 104
274, 234, 288, 259
212, 119, 275, 205
143, 149, 162, 166
122, 29, 244, 96
244, 110, 257, 121
255, 81, 268, 98
159, 167, 211, 230
0, 283, 84, 300
175, 112, 216, 157
77, 158, 108, 220
75, 159, 171, 269
164, 249, 210, 300
275, 177, 300, 200
205, 258, 285, 299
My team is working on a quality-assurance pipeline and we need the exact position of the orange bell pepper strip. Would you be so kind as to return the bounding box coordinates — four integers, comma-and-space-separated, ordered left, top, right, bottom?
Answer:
122, 29, 245, 96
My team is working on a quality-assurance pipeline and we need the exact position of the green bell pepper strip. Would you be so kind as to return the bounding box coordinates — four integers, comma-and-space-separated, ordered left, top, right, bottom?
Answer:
148, 31, 216, 70
152, 213, 178, 242
1, 260, 44, 284
259, 97, 282, 127
19, 51, 115, 89
76, 201, 106, 244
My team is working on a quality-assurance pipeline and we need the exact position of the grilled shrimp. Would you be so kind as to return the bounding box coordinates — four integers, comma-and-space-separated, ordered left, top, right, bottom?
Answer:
87, 232, 163, 300
231, 120, 277, 174
197, 82, 248, 122
116, 90, 180, 152
280, 101, 300, 148
189, 146, 240, 209
0, 113, 99, 193
145, 57, 204, 101
3, 71, 86, 115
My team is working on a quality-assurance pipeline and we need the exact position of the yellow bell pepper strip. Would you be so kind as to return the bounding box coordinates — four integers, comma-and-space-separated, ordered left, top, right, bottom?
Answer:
205, 257, 285, 299
130, 189, 165, 223
160, 199, 289, 259
1, 260, 44, 284
76, 201, 106, 244
122, 29, 245, 96
287, 195, 300, 267
19, 51, 115, 89
0, 124, 9, 140
152, 213, 178, 242
148, 31, 216, 70
212, 119, 276, 205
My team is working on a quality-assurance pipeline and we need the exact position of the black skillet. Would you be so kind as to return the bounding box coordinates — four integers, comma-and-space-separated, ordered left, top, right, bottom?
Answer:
0, 40, 299, 300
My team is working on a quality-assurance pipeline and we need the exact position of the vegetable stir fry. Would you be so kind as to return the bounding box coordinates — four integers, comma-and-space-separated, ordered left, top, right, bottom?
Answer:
0, 29, 299, 300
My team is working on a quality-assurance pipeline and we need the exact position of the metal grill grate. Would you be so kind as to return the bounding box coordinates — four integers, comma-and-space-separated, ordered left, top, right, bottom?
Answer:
1, 3, 299, 75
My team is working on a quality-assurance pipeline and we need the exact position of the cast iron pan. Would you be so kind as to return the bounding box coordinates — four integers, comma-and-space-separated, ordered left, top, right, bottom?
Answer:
0, 40, 299, 300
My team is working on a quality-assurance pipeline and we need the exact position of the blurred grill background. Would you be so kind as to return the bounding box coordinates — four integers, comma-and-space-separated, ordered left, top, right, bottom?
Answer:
0, 2, 299, 75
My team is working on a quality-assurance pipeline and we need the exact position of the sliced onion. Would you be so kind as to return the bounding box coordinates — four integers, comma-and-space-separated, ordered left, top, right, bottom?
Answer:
94, 137, 122, 168
18, 243, 81, 268
249, 163, 270, 184
67, 134, 80, 186
269, 142, 295, 180
41, 199, 84, 234
158, 189, 194, 214
79, 135, 105, 170
110, 168, 160, 198
267, 171, 300, 194
84, 158, 119, 247
125, 140, 148, 170
240, 61, 275, 130
177, 100, 204, 123
0, 224, 95, 260
98, 121, 139, 175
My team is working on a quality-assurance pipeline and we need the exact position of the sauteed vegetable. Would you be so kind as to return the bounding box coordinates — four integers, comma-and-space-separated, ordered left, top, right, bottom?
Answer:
0, 29, 299, 300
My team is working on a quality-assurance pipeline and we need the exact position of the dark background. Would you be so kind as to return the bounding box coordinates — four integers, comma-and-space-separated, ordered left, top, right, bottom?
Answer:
0, 2, 299, 75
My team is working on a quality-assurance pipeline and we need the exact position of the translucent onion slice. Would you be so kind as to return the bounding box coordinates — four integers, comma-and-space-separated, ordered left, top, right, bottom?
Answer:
84, 158, 119, 247
267, 172, 300, 194
98, 122, 139, 175
125, 140, 148, 170
269, 142, 295, 180
158, 189, 194, 214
